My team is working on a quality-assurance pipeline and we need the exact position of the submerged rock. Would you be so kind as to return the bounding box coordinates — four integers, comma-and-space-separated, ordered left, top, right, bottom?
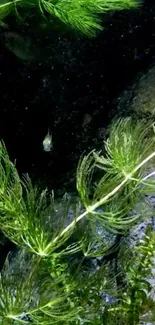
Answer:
117, 65, 155, 119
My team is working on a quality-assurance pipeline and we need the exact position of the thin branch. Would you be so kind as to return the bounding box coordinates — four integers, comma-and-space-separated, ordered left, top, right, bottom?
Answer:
53, 150, 155, 245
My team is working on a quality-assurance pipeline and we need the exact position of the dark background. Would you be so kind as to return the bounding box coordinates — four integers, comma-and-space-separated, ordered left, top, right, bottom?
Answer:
0, 0, 155, 197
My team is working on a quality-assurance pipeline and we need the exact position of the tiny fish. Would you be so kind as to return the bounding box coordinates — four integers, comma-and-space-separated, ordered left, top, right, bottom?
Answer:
43, 130, 53, 152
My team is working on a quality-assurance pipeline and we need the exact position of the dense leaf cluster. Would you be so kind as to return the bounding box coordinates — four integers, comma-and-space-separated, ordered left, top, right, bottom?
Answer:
0, 0, 141, 35
0, 118, 155, 324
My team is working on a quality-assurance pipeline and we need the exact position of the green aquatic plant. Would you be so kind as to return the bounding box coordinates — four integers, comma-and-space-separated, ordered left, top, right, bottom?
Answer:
0, 117, 155, 324
0, 0, 141, 36
103, 224, 155, 325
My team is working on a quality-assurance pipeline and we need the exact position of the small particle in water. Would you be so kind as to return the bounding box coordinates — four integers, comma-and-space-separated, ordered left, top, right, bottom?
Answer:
42, 77, 48, 88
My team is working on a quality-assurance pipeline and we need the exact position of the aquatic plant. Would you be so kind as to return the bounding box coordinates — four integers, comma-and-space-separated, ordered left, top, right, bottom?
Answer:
0, 117, 155, 324
0, 0, 141, 36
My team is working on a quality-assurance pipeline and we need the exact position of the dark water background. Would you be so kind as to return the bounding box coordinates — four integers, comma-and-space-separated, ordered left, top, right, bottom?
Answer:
0, 0, 154, 196
0, 0, 155, 266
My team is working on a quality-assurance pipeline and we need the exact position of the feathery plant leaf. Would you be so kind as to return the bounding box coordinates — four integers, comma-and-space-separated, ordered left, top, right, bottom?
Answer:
0, 144, 80, 257
108, 224, 155, 324
76, 117, 155, 235
0, 117, 155, 324
0, 117, 155, 258
94, 117, 154, 178
76, 150, 96, 207
0, 0, 142, 36
40, 0, 103, 36
0, 249, 79, 324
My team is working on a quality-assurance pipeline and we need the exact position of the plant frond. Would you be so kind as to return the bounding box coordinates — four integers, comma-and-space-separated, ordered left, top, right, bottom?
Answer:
76, 118, 155, 235
0, 0, 141, 36
0, 249, 79, 324
113, 224, 155, 324
1, 179, 80, 256
0, 115, 155, 324
39, 0, 141, 36
95, 117, 155, 177
76, 150, 96, 208
0, 143, 80, 256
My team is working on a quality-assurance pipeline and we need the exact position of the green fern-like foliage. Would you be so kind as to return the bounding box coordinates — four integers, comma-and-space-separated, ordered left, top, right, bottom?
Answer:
104, 224, 155, 325
77, 118, 155, 236
0, 0, 141, 36
0, 117, 155, 324
0, 249, 80, 324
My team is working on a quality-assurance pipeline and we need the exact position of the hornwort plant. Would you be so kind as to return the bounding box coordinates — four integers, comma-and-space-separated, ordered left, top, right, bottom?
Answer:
0, 0, 141, 36
0, 117, 155, 324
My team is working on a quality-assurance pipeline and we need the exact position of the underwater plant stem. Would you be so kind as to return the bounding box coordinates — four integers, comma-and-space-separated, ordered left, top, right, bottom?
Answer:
127, 288, 137, 325
141, 170, 155, 181
133, 150, 155, 173
53, 150, 155, 245
2, 0, 22, 10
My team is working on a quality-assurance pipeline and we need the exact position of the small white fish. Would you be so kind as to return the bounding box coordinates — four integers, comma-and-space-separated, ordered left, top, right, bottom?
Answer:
43, 130, 53, 152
